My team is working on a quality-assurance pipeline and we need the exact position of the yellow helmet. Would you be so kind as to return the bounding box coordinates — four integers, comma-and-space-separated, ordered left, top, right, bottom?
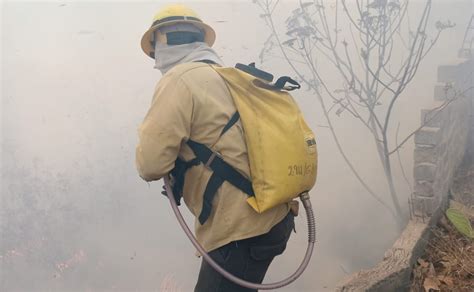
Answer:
141, 4, 216, 59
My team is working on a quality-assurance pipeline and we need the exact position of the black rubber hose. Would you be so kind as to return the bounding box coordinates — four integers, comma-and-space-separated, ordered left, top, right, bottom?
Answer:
164, 175, 316, 290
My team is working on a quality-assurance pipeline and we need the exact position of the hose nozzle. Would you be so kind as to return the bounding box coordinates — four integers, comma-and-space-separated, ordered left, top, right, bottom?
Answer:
299, 191, 316, 244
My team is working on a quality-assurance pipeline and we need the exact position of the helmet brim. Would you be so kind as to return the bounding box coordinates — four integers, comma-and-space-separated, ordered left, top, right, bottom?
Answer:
141, 19, 216, 59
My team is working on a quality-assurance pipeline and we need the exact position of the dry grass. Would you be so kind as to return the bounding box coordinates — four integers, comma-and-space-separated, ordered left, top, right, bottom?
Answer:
411, 158, 474, 292
411, 216, 474, 292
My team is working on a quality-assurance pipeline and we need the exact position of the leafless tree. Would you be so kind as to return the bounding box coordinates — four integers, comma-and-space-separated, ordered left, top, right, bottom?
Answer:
255, 0, 456, 226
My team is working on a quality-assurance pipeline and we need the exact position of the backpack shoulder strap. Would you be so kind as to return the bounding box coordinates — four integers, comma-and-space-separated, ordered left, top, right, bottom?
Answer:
219, 111, 240, 137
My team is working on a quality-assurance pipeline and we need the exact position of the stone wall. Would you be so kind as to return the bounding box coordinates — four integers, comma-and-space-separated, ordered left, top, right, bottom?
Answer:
413, 58, 473, 215
337, 58, 473, 291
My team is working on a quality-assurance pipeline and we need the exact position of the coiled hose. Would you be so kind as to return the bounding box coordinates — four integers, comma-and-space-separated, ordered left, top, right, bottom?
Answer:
164, 175, 316, 290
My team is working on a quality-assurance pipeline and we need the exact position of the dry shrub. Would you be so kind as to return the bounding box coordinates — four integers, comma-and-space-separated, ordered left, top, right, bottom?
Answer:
411, 216, 474, 292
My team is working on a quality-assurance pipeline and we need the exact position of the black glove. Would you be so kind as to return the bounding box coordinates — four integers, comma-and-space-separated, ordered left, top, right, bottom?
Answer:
161, 176, 174, 197
161, 177, 181, 206
161, 184, 168, 196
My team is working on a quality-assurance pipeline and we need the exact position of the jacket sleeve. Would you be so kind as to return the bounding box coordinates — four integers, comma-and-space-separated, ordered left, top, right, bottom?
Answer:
136, 76, 193, 182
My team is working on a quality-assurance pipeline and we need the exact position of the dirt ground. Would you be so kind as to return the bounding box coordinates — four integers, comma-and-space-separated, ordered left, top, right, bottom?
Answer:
410, 159, 474, 292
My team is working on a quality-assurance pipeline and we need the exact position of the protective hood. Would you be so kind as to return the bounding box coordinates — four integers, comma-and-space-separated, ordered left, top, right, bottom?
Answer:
154, 41, 224, 74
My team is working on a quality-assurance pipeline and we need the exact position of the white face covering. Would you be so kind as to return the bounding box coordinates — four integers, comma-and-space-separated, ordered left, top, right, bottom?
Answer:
154, 27, 224, 74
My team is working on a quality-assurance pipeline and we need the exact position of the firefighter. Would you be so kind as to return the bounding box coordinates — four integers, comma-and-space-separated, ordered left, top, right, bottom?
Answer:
136, 4, 294, 291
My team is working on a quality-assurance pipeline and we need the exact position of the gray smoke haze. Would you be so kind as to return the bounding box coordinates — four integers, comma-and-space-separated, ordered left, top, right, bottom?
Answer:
1, 0, 473, 291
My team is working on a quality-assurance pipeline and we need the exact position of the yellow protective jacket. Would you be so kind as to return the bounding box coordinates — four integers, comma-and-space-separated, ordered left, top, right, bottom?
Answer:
136, 62, 289, 252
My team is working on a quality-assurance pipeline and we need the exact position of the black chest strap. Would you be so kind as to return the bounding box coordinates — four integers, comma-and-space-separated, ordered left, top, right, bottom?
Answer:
186, 139, 254, 225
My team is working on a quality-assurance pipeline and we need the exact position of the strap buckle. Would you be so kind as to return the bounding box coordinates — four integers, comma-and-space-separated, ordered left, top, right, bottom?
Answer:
204, 151, 222, 169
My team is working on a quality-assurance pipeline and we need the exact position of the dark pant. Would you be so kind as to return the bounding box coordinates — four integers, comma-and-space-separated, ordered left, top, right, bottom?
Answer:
194, 213, 294, 292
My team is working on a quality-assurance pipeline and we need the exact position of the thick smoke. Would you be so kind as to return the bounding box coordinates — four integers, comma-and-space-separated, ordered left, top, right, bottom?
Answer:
1, 1, 472, 291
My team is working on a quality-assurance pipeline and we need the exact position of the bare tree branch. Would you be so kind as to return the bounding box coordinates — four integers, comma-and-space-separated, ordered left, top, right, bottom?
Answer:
388, 85, 474, 155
